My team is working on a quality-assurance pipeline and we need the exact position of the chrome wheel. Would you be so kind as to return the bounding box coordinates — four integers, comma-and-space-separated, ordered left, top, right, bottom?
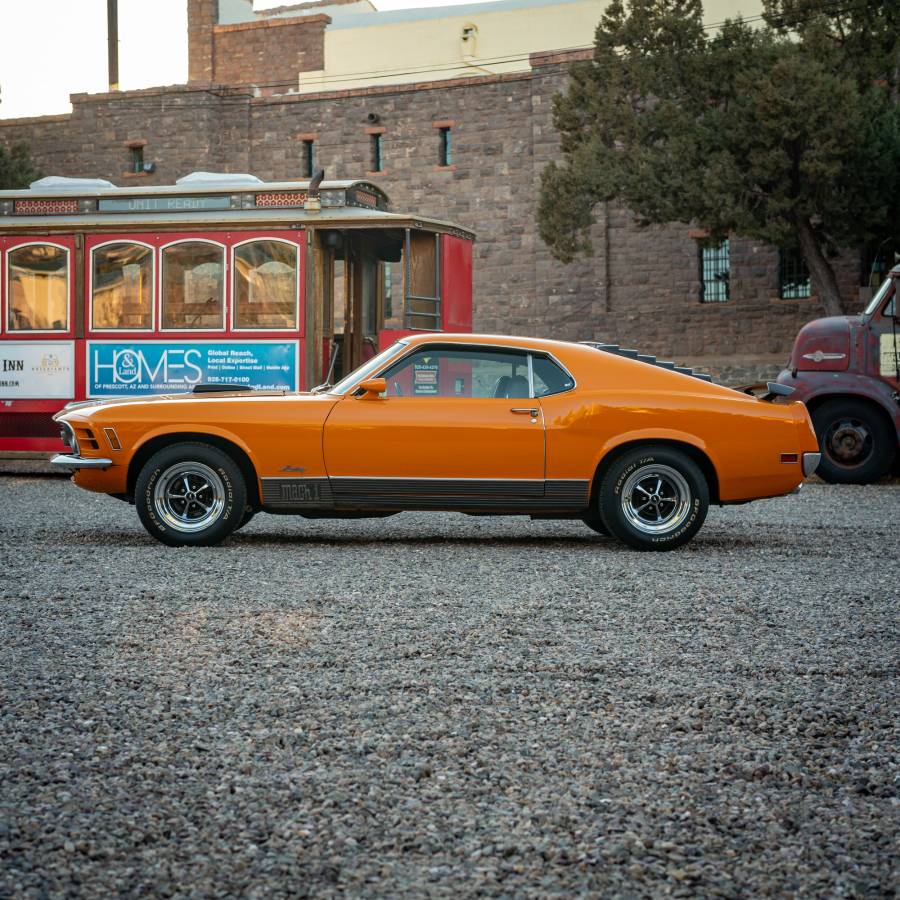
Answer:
153, 462, 226, 533
620, 464, 692, 535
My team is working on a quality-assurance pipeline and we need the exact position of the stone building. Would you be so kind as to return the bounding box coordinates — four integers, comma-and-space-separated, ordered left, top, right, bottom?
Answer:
0, 0, 871, 382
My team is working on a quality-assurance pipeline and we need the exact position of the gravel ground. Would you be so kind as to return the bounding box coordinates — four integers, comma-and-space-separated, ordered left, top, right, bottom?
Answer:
0, 477, 897, 898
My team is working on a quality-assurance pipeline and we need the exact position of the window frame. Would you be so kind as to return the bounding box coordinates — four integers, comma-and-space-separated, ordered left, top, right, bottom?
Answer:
371, 133, 384, 173
302, 139, 316, 179
89, 238, 157, 333
357, 342, 577, 399
4, 240, 72, 335
778, 247, 812, 300
439, 127, 452, 167
230, 236, 302, 333
159, 237, 227, 333
698, 239, 730, 303
404, 229, 441, 331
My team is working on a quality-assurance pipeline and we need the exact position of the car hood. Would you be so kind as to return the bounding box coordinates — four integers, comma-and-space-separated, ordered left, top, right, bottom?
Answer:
52, 390, 303, 420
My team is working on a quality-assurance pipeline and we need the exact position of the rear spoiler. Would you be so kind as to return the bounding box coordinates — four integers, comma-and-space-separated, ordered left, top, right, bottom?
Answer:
737, 381, 796, 402
580, 342, 713, 383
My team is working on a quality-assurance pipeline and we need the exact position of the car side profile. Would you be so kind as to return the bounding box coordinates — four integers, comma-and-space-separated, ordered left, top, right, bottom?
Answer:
52, 334, 820, 551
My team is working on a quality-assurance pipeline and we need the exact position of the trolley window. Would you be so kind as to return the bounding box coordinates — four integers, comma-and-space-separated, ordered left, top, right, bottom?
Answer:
7, 244, 69, 332
233, 240, 298, 330
161, 241, 225, 330
92, 242, 154, 330
406, 231, 440, 330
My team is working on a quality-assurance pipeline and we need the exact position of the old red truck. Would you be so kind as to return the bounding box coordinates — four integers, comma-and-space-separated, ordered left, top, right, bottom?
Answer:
775, 264, 899, 484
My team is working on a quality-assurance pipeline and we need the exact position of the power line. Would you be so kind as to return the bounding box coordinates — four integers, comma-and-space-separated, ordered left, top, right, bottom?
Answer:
14, 0, 885, 117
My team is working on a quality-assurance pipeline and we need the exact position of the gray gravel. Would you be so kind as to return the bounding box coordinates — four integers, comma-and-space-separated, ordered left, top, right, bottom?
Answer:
0, 477, 897, 898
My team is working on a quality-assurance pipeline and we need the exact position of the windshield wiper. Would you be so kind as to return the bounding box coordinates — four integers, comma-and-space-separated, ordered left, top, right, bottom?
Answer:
310, 383, 333, 394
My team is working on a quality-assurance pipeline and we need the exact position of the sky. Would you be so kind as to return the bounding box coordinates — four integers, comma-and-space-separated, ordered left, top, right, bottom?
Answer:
0, 0, 504, 121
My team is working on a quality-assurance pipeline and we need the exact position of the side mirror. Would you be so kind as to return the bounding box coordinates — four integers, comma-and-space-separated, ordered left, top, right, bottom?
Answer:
357, 377, 386, 398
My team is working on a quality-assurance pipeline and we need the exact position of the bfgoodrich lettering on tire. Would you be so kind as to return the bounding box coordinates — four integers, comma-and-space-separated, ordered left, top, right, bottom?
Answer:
598, 445, 709, 551
135, 442, 247, 547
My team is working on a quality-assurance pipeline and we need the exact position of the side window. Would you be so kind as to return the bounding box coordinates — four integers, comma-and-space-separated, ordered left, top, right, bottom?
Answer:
7, 244, 69, 331
92, 243, 153, 330
380, 347, 530, 398
532, 355, 575, 397
406, 231, 440, 330
233, 240, 298, 330
162, 241, 225, 330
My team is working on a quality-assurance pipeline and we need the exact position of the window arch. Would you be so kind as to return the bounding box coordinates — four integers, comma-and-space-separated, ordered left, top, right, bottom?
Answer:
7, 243, 69, 332
232, 239, 299, 330
161, 240, 225, 330
91, 241, 154, 330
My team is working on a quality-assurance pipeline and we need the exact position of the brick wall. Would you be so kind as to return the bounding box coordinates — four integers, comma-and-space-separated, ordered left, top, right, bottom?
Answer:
0, 52, 868, 383
188, 0, 217, 83
211, 16, 329, 90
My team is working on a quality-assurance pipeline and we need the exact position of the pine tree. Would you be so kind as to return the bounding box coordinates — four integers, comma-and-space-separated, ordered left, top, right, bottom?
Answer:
0, 143, 42, 190
539, 0, 900, 316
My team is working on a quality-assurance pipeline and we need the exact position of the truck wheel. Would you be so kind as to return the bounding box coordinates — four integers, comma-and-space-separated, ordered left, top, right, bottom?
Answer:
135, 443, 246, 547
811, 399, 895, 485
598, 445, 709, 551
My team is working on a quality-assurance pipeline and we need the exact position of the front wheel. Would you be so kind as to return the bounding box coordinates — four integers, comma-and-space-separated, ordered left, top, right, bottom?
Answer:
598, 446, 709, 551
135, 443, 246, 547
811, 399, 895, 485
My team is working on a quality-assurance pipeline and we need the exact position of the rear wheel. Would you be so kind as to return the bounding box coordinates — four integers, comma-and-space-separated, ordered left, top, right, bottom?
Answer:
135, 443, 246, 547
811, 399, 895, 485
598, 446, 709, 551
581, 513, 610, 536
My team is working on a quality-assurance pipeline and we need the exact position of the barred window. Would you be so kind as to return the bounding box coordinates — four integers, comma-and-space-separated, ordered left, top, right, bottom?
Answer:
779, 248, 811, 299
699, 239, 730, 302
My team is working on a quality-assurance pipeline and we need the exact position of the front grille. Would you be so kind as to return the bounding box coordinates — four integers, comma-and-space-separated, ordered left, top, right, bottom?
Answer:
0, 412, 61, 439
73, 426, 99, 451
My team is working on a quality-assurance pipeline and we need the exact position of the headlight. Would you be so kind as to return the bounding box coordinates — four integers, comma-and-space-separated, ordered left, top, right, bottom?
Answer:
59, 421, 79, 455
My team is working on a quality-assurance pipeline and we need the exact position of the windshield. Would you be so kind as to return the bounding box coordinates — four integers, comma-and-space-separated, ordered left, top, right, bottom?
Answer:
864, 277, 894, 316
329, 341, 408, 395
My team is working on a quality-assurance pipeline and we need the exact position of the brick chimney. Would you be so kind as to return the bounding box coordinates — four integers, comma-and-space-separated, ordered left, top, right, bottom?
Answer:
188, 0, 218, 84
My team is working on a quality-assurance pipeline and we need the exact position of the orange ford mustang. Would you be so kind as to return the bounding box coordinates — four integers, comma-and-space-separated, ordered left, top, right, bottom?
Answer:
52, 334, 820, 551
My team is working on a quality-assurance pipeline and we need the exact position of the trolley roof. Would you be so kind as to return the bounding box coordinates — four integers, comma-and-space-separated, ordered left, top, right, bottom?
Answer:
0, 173, 475, 239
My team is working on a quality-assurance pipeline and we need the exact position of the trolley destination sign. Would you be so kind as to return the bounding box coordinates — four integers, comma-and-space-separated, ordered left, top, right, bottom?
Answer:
97, 195, 234, 213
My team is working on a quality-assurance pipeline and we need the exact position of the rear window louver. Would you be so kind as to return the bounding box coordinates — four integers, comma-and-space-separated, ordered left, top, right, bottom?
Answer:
581, 342, 713, 383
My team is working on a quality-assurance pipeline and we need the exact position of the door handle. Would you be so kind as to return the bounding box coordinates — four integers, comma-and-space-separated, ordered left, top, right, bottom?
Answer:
510, 407, 539, 417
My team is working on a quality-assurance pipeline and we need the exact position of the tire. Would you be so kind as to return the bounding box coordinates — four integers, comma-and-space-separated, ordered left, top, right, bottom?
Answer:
235, 506, 256, 531
598, 446, 709, 551
135, 442, 246, 547
811, 399, 895, 485
581, 513, 610, 536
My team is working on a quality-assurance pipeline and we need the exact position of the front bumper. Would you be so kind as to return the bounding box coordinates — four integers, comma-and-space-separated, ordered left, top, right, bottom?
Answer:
51, 454, 113, 471
802, 452, 821, 477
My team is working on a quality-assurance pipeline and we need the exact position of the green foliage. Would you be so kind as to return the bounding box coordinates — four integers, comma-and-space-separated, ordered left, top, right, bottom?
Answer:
0, 142, 41, 190
539, 0, 900, 309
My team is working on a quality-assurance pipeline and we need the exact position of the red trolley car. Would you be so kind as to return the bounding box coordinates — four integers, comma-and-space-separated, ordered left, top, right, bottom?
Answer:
0, 173, 474, 457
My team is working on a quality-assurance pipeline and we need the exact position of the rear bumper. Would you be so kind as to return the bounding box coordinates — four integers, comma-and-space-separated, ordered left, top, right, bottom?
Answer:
50, 454, 113, 471
802, 452, 821, 477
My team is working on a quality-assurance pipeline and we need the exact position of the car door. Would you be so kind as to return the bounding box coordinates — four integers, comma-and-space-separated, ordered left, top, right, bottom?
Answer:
322, 344, 546, 507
